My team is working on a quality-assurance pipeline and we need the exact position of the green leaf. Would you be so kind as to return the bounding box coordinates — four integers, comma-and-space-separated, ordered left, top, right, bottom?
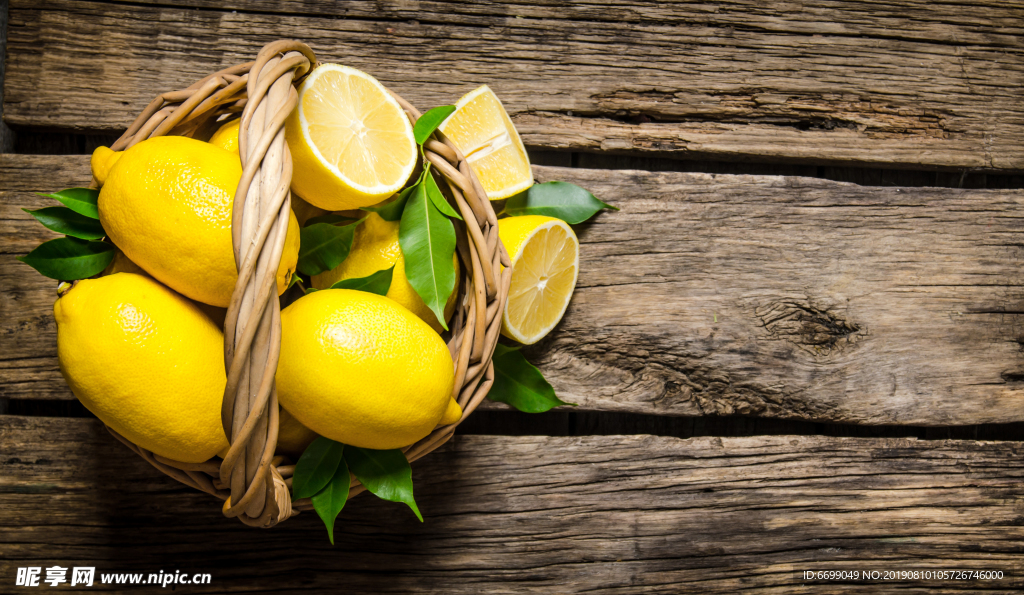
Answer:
23, 206, 106, 240
38, 188, 100, 219
17, 237, 115, 280
287, 272, 302, 289
345, 446, 422, 522
503, 181, 617, 224
399, 183, 457, 331
424, 172, 462, 220
292, 437, 345, 500
304, 213, 360, 227
311, 457, 350, 545
297, 219, 362, 276
328, 265, 394, 296
362, 185, 415, 222
413, 105, 457, 145
487, 344, 574, 413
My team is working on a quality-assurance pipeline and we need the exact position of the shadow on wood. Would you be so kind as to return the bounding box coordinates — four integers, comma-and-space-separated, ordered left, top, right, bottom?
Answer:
2, 416, 1023, 593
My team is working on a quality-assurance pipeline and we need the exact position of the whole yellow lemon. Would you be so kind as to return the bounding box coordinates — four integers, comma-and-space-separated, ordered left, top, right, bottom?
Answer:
208, 118, 240, 154
276, 406, 319, 458
277, 289, 455, 450
101, 248, 149, 278
98, 136, 300, 307
90, 145, 122, 186
311, 213, 459, 333
55, 273, 228, 463
217, 407, 321, 460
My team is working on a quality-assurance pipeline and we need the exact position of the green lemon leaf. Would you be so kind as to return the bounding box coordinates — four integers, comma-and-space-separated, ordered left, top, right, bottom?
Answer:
413, 105, 457, 145
328, 265, 394, 296
345, 446, 422, 522
311, 457, 350, 545
304, 213, 360, 227
362, 185, 415, 222
425, 172, 463, 220
292, 437, 345, 500
503, 181, 617, 224
17, 237, 115, 280
297, 219, 362, 276
23, 206, 106, 240
487, 344, 575, 413
399, 182, 456, 331
37, 188, 100, 219
287, 272, 302, 289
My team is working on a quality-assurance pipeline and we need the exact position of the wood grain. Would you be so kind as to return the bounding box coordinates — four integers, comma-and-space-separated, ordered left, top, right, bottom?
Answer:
536, 166, 1024, 426
5, 0, 1024, 171
1, 416, 1022, 593
4, 155, 1024, 425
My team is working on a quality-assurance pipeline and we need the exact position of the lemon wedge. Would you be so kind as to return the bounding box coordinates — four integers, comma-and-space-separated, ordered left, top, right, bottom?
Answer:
440, 85, 533, 201
498, 215, 579, 344
285, 63, 417, 210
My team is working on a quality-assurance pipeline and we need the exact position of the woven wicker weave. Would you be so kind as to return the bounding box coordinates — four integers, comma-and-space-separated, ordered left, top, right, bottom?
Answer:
99, 40, 511, 527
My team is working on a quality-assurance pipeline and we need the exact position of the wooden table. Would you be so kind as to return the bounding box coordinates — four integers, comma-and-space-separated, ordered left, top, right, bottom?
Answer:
2, 1, 1023, 592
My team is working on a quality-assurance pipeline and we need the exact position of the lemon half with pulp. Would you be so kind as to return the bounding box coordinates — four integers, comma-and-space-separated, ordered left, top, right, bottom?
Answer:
285, 63, 417, 211
498, 215, 579, 345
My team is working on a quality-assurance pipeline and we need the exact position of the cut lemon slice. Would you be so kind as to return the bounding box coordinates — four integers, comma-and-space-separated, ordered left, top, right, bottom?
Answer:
439, 85, 533, 201
285, 63, 417, 210
498, 215, 579, 345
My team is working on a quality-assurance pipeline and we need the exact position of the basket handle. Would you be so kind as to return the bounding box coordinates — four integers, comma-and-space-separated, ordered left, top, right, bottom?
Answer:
103, 42, 314, 526
218, 40, 315, 528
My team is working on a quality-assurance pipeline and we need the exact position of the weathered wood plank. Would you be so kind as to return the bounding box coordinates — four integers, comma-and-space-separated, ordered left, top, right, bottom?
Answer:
4, 155, 1024, 425
109, 0, 1024, 46
1, 416, 1022, 593
1, 157, 92, 400
5, 0, 1024, 171
0, 0, 15, 153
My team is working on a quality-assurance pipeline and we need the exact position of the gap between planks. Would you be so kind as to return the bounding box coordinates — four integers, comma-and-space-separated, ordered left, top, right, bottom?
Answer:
7, 398, 1024, 443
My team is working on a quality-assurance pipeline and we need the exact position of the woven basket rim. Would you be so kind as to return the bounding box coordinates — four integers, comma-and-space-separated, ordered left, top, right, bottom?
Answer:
97, 40, 511, 528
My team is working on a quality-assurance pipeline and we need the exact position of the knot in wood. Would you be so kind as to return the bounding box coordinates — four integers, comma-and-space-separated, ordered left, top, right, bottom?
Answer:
757, 299, 861, 357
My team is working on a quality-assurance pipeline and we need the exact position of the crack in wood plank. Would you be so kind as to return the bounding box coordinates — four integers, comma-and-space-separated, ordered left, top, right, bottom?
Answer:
756, 297, 862, 357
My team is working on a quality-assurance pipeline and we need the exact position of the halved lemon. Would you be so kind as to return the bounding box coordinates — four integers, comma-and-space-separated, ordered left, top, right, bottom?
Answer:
498, 215, 579, 345
285, 63, 417, 210
439, 85, 533, 201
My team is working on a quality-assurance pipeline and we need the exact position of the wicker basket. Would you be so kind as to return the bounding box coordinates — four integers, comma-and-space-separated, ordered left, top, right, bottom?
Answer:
98, 40, 511, 528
